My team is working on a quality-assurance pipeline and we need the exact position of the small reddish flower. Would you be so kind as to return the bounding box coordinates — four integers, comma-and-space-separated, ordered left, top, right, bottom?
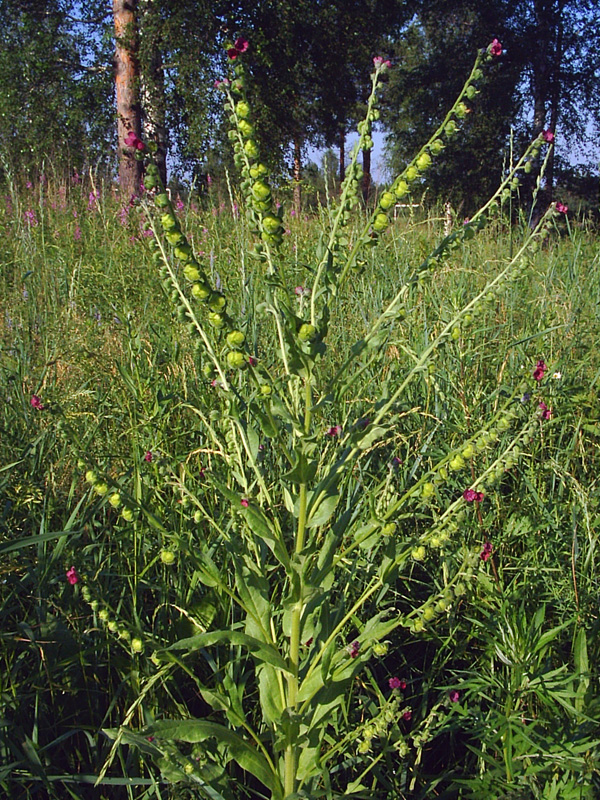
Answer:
533, 359, 547, 382
240, 498, 249, 508
214, 77, 230, 89
556, 201, 568, 214
66, 566, 79, 585
326, 425, 343, 437
402, 709, 412, 721
538, 402, 552, 420
489, 39, 502, 56
542, 129, 555, 143
124, 131, 145, 151
347, 640, 360, 658
144, 451, 153, 462
389, 677, 407, 690
373, 56, 392, 69
448, 690, 460, 703
228, 37, 249, 59
248, 356, 258, 366
30, 394, 45, 411
463, 488, 484, 503
480, 541, 493, 562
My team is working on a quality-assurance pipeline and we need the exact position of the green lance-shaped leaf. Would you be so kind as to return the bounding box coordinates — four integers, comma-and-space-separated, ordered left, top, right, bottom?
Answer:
146, 720, 283, 799
165, 630, 291, 674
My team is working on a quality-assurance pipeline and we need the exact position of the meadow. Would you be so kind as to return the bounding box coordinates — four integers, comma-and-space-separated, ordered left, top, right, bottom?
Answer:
2, 53, 600, 800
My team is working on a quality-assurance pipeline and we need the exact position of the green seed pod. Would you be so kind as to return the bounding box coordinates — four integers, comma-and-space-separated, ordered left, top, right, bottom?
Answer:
226, 330, 245, 348
98, 609, 110, 622
244, 139, 259, 159
252, 180, 271, 201
416, 152, 432, 171
107, 620, 118, 632
208, 312, 225, 329
191, 282, 211, 300
423, 606, 436, 621
109, 492, 121, 508
183, 263, 201, 282
421, 482, 435, 499
121, 507, 134, 522
249, 163, 268, 179
131, 637, 144, 654
160, 549, 176, 565
94, 482, 108, 496
166, 230, 185, 247
161, 213, 178, 231
235, 100, 250, 118
174, 243, 192, 262
298, 323, 317, 342
227, 130, 238, 141
85, 470, 97, 485
252, 199, 272, 213
226, 350, 246, 369
462, 444, 474, 459
451, 326, 460, 341
146, 163, 159, 177
430, 139, 444, 155
405, 165, 420, 182
238, 120, 254, 139
445, 120, 458, 137
449, 454, 465, 471
372, 641, 388, 656
208, 293, 227, 312
261, 231, 283, 246
143, 174, 158, 190
372, 213, 389, 233
379, 191, 395, 211
411, 545, 426, 561
455, 102, 469, 119
394, 180, 410, 199
262, 213, 282, 234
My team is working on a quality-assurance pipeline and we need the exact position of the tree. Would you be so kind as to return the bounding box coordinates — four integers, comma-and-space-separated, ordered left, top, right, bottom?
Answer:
0, 0, 113, 179
114, 0, 143, 198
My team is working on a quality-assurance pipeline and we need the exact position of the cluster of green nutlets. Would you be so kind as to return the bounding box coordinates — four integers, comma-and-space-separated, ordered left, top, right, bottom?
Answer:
80, 583, 146, 655
219, 41, 285, 261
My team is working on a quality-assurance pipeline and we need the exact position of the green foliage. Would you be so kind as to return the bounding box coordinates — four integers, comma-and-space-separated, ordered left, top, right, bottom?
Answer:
1, 42, 600, 800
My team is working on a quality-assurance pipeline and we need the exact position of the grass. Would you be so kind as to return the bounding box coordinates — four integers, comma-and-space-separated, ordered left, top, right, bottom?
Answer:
1, 173, 600, 799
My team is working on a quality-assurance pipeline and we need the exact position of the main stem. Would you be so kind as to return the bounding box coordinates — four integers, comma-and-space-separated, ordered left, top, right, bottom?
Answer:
284, 377, 312, 797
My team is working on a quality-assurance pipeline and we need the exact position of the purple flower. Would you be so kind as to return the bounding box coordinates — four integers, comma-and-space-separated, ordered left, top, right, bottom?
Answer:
480, 541, 493, 562
389, 677, 407, 690
124, 131, 145, 151
24, 209, 38, 226
144, 451, 153, 462
538, 402, 552, 420
66, 566, 79, 585
542, 129, 555, 143
347, 640, 360, 658
373, 56, 392, 70
489, 39, 502, 56
240, 498, 249, 508
326, 425, 342, 437
555, 201, 568, 214
533, 359, 547, 382
30, 394, 45, 411
463, 488, 484, 503
228, 37, 249, 60
448, 690, 460, 703
402, 709, 412, 721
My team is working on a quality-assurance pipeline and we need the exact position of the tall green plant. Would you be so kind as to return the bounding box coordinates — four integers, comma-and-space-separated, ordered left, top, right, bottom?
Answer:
78, 39, 577, 798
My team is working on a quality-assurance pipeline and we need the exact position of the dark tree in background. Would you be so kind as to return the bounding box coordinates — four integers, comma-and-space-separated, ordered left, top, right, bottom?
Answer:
0, 0, 113, 179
